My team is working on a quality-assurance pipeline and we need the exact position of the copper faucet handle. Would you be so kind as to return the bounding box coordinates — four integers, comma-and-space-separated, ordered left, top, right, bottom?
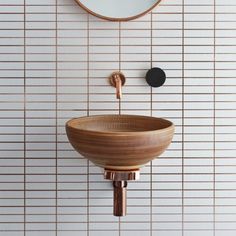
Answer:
109, 71, 126, 99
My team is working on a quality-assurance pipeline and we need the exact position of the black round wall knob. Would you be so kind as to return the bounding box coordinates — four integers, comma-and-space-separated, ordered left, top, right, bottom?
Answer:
145, 67, 166, 88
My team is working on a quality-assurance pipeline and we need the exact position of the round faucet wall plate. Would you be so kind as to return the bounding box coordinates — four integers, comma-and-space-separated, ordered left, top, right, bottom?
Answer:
74, 0, 162, 21
109, 71, 126, 87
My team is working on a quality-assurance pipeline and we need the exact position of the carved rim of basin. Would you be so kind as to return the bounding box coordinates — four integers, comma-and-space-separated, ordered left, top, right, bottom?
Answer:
66, 114, 175, 171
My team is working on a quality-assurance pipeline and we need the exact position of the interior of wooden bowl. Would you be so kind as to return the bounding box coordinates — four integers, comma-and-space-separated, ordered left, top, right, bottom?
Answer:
67, 115, 173, 133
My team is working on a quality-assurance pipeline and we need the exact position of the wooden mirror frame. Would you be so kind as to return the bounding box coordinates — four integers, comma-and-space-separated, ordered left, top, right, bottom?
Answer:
74, 0, 162, 21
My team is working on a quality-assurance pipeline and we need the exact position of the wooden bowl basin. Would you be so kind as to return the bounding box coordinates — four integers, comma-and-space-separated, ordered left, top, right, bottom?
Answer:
66, 114, 174, 171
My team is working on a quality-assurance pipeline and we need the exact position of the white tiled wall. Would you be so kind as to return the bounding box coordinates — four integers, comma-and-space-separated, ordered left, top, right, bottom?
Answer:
0, 0, 236, 235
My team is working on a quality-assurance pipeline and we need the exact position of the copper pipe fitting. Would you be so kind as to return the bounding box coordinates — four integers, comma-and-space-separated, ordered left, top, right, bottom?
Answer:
104, 169, 140, 216
109, 71, 126, 99
113, 181, 127, 216
104, 169, 140, 181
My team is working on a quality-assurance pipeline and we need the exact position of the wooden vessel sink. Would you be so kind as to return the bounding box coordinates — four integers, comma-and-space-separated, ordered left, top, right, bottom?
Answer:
66, 114, 174, 171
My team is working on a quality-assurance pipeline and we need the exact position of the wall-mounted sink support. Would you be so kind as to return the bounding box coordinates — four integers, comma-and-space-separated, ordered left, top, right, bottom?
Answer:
66, 115, 174, 216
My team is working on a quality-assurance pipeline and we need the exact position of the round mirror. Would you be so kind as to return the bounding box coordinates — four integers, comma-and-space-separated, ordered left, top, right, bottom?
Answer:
74, 0, 162, 21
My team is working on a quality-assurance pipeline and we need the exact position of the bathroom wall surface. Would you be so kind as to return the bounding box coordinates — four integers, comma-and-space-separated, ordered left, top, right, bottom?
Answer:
0, 0, 236, 235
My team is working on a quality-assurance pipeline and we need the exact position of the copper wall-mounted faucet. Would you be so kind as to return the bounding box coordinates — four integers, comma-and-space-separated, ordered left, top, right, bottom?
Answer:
109, 71, 126, 99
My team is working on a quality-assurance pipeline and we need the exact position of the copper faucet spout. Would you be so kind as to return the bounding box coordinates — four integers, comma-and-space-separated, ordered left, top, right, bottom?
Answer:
113, 74, 122, 99
109, 71, 126, 100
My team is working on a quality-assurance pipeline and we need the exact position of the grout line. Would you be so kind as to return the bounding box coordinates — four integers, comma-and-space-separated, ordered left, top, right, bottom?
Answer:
182, 0, 185, 236
150, 11, 153, 236
213, 0, 216, 235
87, 13, 90, 236
119, 21, 121, 116
55, 0, 58, 235
118, 20, 121, 236
23, 0, 26, 235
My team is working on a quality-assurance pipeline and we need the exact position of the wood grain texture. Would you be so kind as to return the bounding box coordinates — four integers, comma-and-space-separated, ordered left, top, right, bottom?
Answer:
66, 114, 174, 171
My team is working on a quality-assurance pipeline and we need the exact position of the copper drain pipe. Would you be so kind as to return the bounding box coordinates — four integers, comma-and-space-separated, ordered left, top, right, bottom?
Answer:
113, 181, 127, 216
104, 169, 140, 216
